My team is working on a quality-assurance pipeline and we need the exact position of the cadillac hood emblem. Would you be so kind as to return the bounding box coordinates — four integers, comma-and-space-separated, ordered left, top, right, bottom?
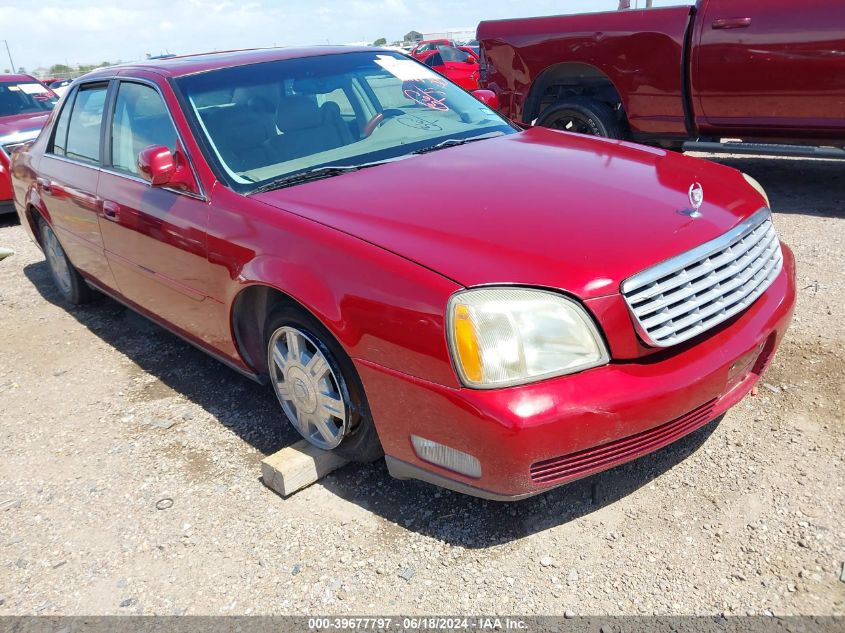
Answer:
687, 182, 704, 218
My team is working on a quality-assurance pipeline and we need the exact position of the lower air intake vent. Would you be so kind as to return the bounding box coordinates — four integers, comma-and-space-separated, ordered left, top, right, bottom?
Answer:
529, 400, 718, 484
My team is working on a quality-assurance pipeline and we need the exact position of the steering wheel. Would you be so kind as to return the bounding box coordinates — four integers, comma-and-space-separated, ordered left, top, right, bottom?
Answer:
362, 113, 385, 137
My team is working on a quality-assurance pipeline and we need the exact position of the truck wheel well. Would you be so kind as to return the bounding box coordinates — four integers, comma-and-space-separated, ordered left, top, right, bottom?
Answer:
524, 62, 626, 126
231, 284, 310, 377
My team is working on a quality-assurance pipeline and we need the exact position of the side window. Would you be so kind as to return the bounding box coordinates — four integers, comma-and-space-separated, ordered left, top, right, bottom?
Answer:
50, 91, 75, 157
110, 82, 177, 176
65, 84, 108, 165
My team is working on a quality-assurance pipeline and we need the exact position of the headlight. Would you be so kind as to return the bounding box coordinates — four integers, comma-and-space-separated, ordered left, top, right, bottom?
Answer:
447, 287, 609, 389
742, 173, 770, 208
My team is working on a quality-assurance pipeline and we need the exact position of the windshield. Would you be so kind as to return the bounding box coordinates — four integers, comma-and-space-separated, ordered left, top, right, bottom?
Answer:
175, 51, 516, 192
0, 81, 58, 116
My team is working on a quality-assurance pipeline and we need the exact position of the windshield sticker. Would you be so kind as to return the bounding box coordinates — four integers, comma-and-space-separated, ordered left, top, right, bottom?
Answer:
17, 84, 46, 95
374, 55, 437, 81
403, 80, 449, 111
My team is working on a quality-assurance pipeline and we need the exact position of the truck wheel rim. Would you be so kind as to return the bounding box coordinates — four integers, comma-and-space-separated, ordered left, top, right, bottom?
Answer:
550, 114, 597, 136
268, 326, 348, 450
43, 228, 72, 296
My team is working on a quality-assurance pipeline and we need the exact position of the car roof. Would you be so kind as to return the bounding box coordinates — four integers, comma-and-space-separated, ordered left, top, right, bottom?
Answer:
0, 74, 39, 83
82, 46, 383, 80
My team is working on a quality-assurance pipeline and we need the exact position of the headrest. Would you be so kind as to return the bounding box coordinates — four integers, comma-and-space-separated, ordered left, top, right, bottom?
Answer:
277, 96, 321, 132
320, 101, 342, 119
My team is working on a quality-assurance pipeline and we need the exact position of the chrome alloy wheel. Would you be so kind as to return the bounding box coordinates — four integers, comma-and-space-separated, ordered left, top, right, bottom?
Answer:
268, 326, 348, 449
43, 226, 73, 297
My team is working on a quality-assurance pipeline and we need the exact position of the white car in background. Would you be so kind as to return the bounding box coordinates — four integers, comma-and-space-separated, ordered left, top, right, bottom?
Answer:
49, 79, 72, 98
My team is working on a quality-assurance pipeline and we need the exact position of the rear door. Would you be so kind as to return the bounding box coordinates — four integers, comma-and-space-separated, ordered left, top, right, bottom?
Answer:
36, 81, 116, 289
693, 0, 845, 134
97, 77, 223, 344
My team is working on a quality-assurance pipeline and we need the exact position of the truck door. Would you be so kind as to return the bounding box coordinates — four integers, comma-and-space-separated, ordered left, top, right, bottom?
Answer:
692, 0, 845, 136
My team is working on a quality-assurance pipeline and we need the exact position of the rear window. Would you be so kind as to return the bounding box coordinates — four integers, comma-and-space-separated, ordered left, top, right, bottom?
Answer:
64, 84, 108, 165
0, 81, 58, 116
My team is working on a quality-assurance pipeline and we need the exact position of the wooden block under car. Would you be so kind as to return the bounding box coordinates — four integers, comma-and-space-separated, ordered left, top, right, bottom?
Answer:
261, 439, 349, 497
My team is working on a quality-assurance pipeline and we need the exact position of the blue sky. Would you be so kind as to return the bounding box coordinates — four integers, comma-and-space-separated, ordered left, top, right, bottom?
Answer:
0, 0, 691, 71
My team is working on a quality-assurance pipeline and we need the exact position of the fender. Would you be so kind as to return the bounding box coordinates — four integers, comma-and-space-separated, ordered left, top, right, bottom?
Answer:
229, 235, 463, 389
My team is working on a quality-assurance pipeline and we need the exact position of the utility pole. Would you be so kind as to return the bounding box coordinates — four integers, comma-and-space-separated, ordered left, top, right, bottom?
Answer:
3, 40, 14, 72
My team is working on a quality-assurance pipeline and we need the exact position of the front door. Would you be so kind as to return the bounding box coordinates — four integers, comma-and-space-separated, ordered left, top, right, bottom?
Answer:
96, 79, 223, 346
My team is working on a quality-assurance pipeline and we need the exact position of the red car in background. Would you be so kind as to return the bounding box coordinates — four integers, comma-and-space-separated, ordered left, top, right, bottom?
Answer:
409, 39, 454, 59
0, 75, 58, 214
12, 48, 794, 500
421, 45, 480, 91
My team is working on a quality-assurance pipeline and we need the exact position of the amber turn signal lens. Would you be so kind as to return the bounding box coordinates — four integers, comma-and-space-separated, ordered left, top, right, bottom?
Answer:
453, 304, 483, 383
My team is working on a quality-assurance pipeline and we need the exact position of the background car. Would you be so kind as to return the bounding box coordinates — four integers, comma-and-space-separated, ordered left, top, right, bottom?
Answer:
49, 78, 73, 98
0, 74, 58, 214
422, 45, 480, 90
409, 38, 455, 60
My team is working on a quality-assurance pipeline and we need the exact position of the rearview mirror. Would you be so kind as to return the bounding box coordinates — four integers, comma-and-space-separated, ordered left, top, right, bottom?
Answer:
138, 145, 176, 186
471, 89, 499, 110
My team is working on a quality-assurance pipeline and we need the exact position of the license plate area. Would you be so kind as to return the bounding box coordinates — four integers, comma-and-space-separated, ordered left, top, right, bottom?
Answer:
726, 341, 766, 391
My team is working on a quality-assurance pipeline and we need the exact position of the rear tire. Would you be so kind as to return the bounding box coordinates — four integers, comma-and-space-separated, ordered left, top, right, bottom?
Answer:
537, 97, 624, 139
265, 303, 383, 463
39, 219, 98, 305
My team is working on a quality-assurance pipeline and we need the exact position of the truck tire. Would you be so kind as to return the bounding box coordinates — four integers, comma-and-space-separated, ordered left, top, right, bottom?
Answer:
537, 97, 624, 139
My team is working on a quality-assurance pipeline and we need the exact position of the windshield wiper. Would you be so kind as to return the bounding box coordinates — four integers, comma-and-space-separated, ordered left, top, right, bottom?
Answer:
248, 161, 388, 195
411, 131, 505, 155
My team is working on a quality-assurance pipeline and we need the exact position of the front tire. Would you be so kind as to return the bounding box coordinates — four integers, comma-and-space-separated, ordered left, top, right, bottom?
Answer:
40, 219, 98, 305
265, 304, 383, 463
537, 97, 624, 139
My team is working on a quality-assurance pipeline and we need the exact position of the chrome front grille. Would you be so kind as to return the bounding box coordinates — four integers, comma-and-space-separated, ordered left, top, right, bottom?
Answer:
621, 209, 783, 347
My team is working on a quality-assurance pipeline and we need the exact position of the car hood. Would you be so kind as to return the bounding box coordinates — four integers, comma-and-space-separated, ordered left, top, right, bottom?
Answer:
0, 111, 50, 144
254, 128, 766, 299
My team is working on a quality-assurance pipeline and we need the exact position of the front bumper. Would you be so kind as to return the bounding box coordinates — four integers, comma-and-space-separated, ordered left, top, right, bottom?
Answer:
356, 244, 796, 500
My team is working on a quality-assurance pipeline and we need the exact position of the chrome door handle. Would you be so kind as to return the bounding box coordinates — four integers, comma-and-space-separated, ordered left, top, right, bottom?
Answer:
102, 201, 120, 221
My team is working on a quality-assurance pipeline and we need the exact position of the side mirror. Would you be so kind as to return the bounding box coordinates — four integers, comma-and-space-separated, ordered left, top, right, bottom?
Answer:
138, 145, 176, 186
137, 144, 198, 193
471, 89, 499, 110
466, 56, 477, 64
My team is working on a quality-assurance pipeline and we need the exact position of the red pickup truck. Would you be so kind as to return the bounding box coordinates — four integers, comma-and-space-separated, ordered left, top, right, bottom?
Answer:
478, 0, 845, 157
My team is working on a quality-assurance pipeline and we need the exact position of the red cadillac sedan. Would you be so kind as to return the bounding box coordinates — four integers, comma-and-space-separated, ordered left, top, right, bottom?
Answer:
11, 47, 795, 500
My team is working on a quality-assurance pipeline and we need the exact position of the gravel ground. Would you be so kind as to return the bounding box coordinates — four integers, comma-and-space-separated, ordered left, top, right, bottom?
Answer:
0, 154, 843, 616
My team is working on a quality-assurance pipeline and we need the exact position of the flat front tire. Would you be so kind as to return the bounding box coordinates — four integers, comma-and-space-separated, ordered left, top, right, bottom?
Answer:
265, 304, 383, 462
40, 219, 98, 305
